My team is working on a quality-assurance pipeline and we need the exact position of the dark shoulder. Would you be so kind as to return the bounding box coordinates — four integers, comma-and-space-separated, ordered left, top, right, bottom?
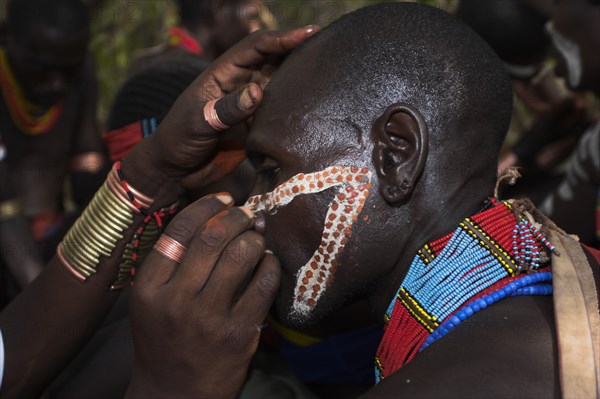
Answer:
363, 295, 560, 398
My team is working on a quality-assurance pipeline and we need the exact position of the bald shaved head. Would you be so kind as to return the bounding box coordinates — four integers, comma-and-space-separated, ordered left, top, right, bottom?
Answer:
248, 3, 513, 328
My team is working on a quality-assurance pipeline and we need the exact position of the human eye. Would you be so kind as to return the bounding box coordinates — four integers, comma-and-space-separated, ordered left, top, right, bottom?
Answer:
248, 152, 281, 187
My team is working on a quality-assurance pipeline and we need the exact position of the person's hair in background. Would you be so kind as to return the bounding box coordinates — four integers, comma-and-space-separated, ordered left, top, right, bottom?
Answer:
107, 57, 209, 131
457, 0, 550, 79
7, 0, 89, 42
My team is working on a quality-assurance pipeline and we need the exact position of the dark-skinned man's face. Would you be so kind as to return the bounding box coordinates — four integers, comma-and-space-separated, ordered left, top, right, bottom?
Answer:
245, 50, 401, 329
7, 25, 89, 106
551, 0, 600, 92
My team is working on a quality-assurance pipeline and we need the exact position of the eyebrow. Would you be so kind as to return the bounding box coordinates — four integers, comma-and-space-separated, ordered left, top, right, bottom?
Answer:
245, 136, 268, 156
245, 122, 290, 160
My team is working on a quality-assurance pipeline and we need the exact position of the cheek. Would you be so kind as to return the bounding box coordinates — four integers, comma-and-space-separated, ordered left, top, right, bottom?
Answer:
247, 165, 374, 317
263, 195, 330, 275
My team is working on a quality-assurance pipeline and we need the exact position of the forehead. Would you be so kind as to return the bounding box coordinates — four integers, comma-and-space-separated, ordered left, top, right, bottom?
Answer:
248, 106, 368, 170
248, 48, 371, 167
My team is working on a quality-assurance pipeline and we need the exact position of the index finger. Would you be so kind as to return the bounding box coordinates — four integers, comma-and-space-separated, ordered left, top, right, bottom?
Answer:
218, 25, 320, 69
135, 193, 234, 288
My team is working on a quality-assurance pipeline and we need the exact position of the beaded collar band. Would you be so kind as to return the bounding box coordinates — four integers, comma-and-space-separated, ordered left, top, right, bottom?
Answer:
375, 199, 555, 382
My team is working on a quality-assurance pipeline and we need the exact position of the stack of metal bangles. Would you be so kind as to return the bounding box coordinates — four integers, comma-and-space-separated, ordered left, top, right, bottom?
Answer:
57, 163, 155, 290
58, 100, 230, 288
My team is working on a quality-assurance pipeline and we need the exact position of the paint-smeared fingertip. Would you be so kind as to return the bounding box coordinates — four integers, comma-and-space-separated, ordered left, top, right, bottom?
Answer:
239, 206, 255, 220
214, 193, 234, 206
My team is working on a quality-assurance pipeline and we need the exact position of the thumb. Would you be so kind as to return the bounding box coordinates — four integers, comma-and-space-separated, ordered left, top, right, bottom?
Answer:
205, 84, 263, 132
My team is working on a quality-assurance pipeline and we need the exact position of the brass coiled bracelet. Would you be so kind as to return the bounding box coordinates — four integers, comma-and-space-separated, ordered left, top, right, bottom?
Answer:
58, 162, 176, 290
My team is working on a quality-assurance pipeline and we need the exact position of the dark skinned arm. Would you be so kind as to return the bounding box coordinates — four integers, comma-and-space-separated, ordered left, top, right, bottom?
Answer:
0, 27, 318, 399
0, 160, 43, 288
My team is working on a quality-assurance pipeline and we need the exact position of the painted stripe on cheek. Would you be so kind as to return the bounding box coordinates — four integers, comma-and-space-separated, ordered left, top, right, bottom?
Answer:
245, 165, 373, 317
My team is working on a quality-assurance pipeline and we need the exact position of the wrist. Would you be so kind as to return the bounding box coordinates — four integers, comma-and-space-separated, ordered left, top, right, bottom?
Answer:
121, 136, 184, 210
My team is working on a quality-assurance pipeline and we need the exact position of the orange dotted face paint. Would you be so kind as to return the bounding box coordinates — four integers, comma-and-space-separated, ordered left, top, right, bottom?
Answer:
245, 166, 373, 317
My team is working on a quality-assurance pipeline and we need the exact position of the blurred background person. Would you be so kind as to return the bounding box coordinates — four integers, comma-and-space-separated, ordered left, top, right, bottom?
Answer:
0, 0, 107, 302
541, 0, 600, 247
131, 0, 272, 73
457, 0, 598, 204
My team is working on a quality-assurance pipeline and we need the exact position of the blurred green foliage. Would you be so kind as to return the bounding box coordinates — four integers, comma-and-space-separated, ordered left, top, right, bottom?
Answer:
90, 0, 177, 125
90, 0, 458, 128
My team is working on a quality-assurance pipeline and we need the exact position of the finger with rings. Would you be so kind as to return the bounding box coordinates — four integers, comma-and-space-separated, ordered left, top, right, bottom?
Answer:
204, 99, 230, 131
154, 235, 187, 264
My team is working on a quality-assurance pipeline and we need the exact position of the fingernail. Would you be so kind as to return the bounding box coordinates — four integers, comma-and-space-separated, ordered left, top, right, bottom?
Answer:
240, 87, 255, 110
265, 249, 274, 255
304, 25, 318, 34
248, 85, 259, 103
215, 193, 234, 206
239, 206, 255, 219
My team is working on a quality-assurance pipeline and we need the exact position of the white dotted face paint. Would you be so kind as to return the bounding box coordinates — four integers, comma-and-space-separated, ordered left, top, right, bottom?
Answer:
547, 21, 583, 88
245, 166, 373, 317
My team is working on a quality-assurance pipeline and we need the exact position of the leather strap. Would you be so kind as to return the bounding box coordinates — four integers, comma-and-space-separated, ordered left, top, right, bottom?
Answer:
551, 231, 600, 398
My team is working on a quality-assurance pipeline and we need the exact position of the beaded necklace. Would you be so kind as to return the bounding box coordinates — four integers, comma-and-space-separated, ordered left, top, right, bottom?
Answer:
168, 27, 204, 56
375, 199, 555, 382
0, 48, 63, 136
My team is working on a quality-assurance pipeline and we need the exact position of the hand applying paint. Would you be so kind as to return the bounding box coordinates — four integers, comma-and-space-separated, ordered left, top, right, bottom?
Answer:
121, 26, 320, 205
127, 194, 280, 399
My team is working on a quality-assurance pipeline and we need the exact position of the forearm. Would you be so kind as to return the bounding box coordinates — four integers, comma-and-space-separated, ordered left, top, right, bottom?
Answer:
0, 215, 44, 288
0, 157, 181, 399
0, 255, 123, 399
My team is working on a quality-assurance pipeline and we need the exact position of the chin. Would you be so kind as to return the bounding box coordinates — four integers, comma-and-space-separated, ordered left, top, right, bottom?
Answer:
272, 277, 349, 332
270, 277, 325, 330
273, 275, 316, 329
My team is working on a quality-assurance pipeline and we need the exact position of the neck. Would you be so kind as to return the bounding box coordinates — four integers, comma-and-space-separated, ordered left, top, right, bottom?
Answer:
369, 180, 494, 318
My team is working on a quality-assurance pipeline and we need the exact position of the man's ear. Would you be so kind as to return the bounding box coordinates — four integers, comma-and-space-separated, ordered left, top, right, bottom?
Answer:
372, 103, 429, 204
